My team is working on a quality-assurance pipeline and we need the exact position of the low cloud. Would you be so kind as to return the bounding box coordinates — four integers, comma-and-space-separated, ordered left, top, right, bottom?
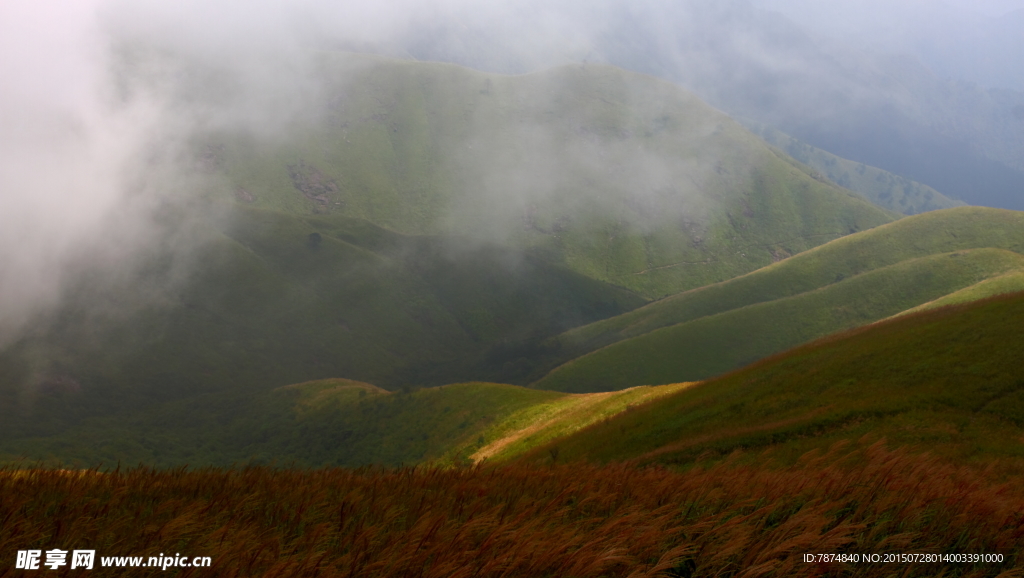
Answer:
4, 0, 1021, 345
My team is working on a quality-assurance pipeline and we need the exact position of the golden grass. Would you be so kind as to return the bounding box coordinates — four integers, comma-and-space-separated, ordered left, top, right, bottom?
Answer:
468, 382, 695, 463
2, 441, 1022, 577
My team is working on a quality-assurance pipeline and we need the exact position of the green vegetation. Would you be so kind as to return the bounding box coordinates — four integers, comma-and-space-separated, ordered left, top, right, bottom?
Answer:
893, 270, 1024, 316
0, 204, 643, 395
210, 52, 895, 299
254, 381, 566, 467
449, 382, 693, 464
743, 120, 964, 214
278, 378, 389, 412
0, 379, 553, 468
520, 291, 1024, 472
536, 207, 1024, 391
0, 377, 689, 469
1, 54, 905, 467
0, 203, 650, 465
535, 248, 1024, 391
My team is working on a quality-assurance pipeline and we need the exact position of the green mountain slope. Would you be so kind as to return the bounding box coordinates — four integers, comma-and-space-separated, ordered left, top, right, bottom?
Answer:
454, 382, 693, 464
207, 53, 896, 299
0, 377, 683, 468
1, 55, 906, 468
518, 291, 1024, 470
534, 207, 1024, 390
0, 204, 648, 454
743, 120, 964, 214
896, 271, 1024, 316
0, 379, 550, 468
535, 248, 1024, 392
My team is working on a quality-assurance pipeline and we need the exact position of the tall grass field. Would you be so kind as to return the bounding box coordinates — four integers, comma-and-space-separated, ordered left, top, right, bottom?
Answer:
3, 442, 1021, 577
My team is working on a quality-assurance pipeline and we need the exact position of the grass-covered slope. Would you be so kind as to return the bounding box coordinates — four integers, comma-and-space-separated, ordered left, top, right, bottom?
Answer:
520, 291, 1024, 471
0, 203, 650, 460
0, 377, 684, 469
209, 53, 895, 299
534, 207, 1024, 391
535, 248, 1024, 392
892, 270, 1024, 317
259, 379, 690, 467
47, 205, 643, 390
452, 382, 693, 464
252, 381, 565, 468
0, 379, 559, 468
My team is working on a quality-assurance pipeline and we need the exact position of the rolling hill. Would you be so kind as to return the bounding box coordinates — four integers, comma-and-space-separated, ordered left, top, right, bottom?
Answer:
518, 290, 1024, 471
8, 291, 1024, 472
0, 53, 902, 463
0, 376, 686, 468
533, 207, 1024, 391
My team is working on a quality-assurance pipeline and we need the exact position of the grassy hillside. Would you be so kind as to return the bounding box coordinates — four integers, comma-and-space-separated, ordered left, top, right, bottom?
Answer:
207, 52, 895, 299
2, 55, 899, 467
0, 203, 651, 460
448, 382, 693, 464
252, 381, 566, 467
743, 120, 964, 214
0, 379, 556, 468
535, 248, 1024, 392
519, 291, 1024, 472
892, 270, 1024, 317
534, 207, 1024, 390
0, 377, 686, 469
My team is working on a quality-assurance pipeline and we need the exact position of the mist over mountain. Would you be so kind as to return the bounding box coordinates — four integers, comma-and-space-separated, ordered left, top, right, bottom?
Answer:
7, 6, 1024, 573
5, 0, 920, 343
2, 0, 1021, 457
392, 0, 1024, 211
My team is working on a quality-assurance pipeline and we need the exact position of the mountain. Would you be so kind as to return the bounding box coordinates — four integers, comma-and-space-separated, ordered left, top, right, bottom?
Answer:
599, 1, 1024, 210
0, 204, 644, 440
205, 53, 896, 300
533, 207, 1024, 391
1, 55, 900, 465
393, 0, 1024, 211
516, 290, 1024, 470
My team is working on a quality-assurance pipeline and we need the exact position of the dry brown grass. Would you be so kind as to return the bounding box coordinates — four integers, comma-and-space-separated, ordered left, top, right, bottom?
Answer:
2, 441, 1022, 577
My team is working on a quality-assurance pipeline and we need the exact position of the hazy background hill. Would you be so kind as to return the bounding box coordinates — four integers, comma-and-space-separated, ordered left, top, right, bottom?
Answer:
206, 54, 895, 299
382, 0, 1024, 211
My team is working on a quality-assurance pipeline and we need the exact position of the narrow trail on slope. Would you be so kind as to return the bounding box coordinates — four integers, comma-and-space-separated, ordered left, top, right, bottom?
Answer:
471, 382, 696, 463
